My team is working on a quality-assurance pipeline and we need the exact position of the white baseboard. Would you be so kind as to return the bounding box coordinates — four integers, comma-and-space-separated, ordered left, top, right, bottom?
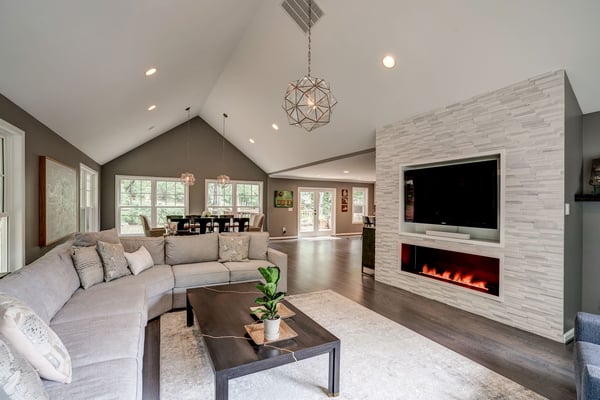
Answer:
335, 232, 362, 237
564, 328, 574, 343
270, 236, 298, 240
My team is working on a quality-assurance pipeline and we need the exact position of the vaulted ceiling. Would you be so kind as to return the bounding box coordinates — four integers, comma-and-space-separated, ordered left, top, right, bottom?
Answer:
1, 0, 599, 183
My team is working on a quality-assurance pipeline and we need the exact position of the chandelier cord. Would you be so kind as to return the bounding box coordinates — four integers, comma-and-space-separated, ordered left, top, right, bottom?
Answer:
307, 0, 312, 77
221, 113, 227, 175
186, 107, 191, 167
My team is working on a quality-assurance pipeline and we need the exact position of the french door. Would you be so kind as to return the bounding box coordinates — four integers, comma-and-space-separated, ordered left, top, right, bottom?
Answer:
298, 188, 335, 237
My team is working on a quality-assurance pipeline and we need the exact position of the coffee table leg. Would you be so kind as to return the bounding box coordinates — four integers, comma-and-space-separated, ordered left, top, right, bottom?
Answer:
215, 372, 229, 400
328, 342, 340, 397
186, 294, 194, 327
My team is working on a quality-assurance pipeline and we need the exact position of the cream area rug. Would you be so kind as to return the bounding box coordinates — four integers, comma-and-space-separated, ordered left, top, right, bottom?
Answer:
160, 290, 545, 400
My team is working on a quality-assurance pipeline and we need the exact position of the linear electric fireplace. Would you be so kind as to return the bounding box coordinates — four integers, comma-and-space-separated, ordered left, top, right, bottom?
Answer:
401, 244, 500, 296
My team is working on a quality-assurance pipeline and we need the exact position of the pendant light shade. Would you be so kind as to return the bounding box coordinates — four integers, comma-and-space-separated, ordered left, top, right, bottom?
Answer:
217, 113, 230, 185
181, 107, 195, 186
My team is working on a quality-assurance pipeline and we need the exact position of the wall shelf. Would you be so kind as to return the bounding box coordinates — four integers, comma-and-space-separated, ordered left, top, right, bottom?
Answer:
574, 194, 600, 202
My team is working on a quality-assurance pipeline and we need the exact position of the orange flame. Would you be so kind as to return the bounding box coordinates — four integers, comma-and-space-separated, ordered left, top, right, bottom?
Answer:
420, 264, 488, 291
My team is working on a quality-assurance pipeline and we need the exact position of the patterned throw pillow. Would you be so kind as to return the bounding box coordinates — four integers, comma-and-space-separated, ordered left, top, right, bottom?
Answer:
71, 246, 104, 289
96, 241, 131, 282
124, 246, 154, 275
0, 334, 49, 400
0, 293, 72, 384
218, 235, 250, 262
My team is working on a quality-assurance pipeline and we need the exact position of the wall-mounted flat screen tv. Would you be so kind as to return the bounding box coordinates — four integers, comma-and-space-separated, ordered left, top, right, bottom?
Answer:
404, 158, 498, 229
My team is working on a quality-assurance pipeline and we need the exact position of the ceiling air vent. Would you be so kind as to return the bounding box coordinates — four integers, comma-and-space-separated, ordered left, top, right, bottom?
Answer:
282, 0, 323, 33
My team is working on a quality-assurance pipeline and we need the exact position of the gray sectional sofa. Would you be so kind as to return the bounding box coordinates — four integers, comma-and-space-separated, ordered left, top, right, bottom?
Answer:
0, 231, 287, 400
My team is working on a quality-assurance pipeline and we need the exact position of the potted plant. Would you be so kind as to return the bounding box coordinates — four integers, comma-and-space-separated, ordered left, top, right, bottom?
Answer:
252, 266, 285, 340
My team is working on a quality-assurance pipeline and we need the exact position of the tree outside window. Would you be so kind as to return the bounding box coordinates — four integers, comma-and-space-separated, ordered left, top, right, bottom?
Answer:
352, 187, 368, 224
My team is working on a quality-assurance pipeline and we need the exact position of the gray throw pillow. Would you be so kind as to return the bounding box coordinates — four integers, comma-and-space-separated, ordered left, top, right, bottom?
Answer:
96, 241, 131, 282
74, 228, 120, 247
71, 246, 104, 289
0, 334, 49, 400
218, 235, 250, 262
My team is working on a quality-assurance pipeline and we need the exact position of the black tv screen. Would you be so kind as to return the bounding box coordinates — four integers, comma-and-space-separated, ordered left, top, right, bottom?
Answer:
404, 159, 498, 229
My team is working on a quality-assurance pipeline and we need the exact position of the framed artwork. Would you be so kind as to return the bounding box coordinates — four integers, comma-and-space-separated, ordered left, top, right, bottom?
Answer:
40, 156, 77, 246
274, 190, 294, 208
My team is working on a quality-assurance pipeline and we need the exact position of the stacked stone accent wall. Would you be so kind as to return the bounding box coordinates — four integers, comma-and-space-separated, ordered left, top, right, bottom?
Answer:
375, 70, 566, 341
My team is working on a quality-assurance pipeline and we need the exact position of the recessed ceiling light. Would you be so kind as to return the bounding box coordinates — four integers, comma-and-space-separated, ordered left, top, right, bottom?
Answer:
249, 138, 255, 144
343, 170, 349, 174
147, 104, 157, 111
382, 55, 396, 69
145, 67, 157, 76
272, 123, 279, 131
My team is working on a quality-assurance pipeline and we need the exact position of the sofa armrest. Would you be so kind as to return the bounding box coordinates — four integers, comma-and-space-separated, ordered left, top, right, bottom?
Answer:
576, 312, 600, 344
267, 248, 288, 293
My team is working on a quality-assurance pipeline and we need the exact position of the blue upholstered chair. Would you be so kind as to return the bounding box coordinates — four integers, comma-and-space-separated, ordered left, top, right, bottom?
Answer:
574, 312, 600, 399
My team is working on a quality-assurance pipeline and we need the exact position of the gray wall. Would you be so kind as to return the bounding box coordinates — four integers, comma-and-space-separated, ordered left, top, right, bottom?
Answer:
375, 70, 568, 342
582, 111, 600, 312
267, 178, 375, 237
563, 76, 583, 332
0, 93, 100, 263
101, 116, 267, 230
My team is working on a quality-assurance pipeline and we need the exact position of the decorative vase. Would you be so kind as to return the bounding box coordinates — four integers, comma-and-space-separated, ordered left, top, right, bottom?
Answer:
264, 318, 281, 341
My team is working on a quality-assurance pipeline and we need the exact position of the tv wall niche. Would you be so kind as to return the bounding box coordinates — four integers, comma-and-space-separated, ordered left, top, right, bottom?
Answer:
399, 151, 505, 247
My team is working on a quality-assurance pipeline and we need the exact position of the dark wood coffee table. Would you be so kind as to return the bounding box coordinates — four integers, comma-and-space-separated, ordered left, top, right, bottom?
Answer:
186, 282, 341, 400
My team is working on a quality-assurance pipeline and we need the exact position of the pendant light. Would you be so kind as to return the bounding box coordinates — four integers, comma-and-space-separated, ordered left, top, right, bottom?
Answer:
216, 113, 230, 185
180, 107, 195, 186
282, 0, 337, 132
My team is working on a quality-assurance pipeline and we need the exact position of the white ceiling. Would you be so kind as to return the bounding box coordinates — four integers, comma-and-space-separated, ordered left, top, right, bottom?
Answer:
1, 0, 599, 182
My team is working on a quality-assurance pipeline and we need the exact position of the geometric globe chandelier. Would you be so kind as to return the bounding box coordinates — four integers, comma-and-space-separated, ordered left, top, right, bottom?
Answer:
282, 0, 337, 132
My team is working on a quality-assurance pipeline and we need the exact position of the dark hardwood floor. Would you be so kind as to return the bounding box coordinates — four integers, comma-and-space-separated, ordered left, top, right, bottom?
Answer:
143, 236, 575, 399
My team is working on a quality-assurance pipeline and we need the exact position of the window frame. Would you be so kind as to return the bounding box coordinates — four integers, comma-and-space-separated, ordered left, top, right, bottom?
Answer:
204, 179, 263, 216
0, 119, 25, 272
352, 187, 369, 224
115, 175, 189, 236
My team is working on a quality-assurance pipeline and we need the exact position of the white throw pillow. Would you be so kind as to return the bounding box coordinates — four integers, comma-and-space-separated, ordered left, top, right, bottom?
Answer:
124, 246, 154, 275
0, 293, 72, 384
0, 334, 49, 400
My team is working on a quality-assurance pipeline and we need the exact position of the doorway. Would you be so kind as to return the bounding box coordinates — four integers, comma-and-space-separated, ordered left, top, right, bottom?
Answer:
298, 188, 335, 237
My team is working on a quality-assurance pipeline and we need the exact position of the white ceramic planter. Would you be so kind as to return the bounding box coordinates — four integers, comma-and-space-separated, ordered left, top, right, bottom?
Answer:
264, 318, 281, 341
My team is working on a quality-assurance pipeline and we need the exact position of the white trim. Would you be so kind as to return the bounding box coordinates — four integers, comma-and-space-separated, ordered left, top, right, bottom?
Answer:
0, 119, 25, 271
79, 163, 99, 232
563, 328, 574, 344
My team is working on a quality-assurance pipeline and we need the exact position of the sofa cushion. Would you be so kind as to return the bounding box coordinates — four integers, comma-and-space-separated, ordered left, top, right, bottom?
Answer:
0, 334, 49, 400
0, 241, 80, 324
219, 235, 249, 262
124, 246, 154, 275
224, 260, 275, 282
71, 246, 104, 289
44, 358, 139, 400
51, 284, 147, 326
120, 236, 165, 265
172, 262, 229, 288
97, 241, 131, 282
575, 341, 600, 399
104, 265, 174, 299
0, 294, 72, 383
166, 234, 218, 265
245, 232, 269, 260
51, 313, 144, 369
73, 228, 120, 247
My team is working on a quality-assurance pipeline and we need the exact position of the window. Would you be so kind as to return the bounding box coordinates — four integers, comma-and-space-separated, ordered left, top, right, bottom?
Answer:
80, 164, 99, 232
116, 176, 188, 235
205, 180, 262, 215
0, 119, 25, 272
352, 187, 368, 224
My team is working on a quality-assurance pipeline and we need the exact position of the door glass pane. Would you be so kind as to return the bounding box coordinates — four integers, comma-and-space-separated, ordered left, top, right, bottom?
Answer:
300, 191, 315, 233
318, 191, 333, 231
